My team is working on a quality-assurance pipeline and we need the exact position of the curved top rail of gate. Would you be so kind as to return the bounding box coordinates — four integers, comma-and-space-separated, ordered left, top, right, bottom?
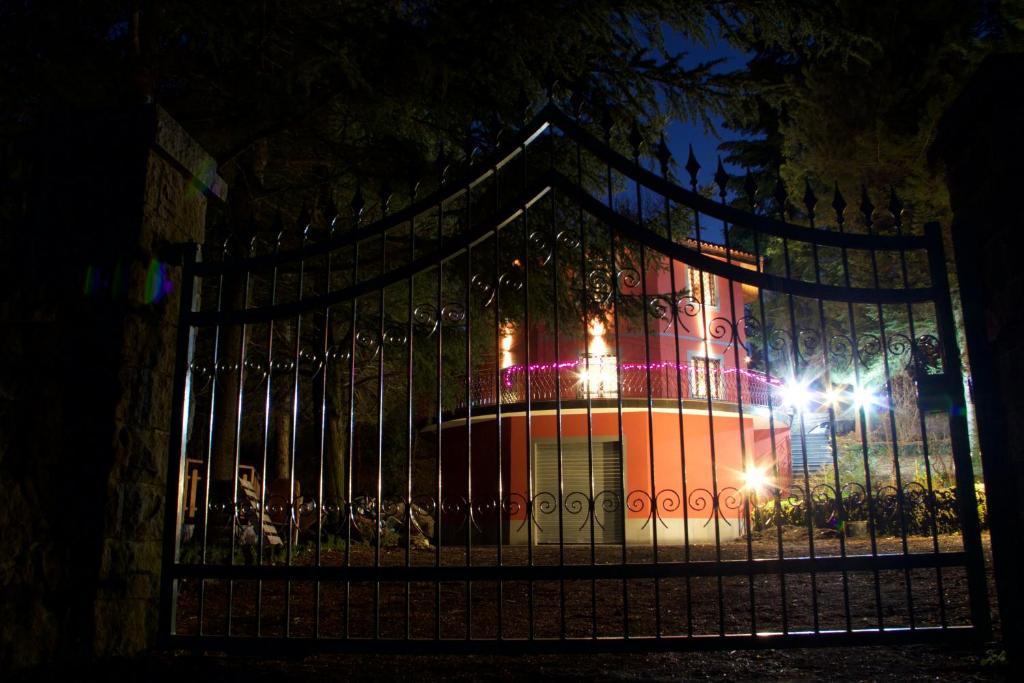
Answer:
164, 102, 990, 650
184, 102, 940, 329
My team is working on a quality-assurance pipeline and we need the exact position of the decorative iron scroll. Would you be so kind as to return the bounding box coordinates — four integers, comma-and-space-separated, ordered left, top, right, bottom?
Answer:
164, 101, 987, 653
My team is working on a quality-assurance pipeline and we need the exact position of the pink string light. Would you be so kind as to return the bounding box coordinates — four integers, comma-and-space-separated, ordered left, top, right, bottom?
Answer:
498, 359, 782, 389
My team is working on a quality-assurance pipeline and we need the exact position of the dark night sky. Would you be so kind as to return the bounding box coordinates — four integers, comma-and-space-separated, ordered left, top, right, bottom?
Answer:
651, 22, 752, 243
661, 22, 751, 177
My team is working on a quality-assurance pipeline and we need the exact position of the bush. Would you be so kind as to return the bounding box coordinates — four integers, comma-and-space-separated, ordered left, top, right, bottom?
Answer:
751, 482, 987, 536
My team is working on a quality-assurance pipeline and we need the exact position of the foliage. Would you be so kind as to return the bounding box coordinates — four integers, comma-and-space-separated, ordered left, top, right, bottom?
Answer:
718, 0, 1021, 230
6, 2, 1000, 506
751, 481, 988, 536
980, 648, 1008, 669
715, 2, 1021, 397
1, 0, 752, 225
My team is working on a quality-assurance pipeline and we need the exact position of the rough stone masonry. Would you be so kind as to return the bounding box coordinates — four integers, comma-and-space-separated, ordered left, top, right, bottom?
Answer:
0, 105, 224, 669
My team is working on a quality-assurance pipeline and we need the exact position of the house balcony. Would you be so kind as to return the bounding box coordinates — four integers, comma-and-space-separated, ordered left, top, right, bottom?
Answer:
458, 356, 782, 411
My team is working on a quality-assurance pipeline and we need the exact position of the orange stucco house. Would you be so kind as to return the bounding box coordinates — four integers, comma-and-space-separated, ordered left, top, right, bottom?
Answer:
433, 244, 792, 545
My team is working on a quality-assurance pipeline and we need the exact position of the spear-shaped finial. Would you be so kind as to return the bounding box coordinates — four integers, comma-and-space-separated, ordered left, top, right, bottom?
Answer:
744, 170, 757, 211
408, 170, 421, 202
803, 179, 817, 222
463, 126, 479, 166
516, 87, 532, 125
244, 230, 258, 256
888, 187, 904, 231
599, 101, 614, 139
655, 133, 672, 175
772, 174, 788, 219
488, 112, 505, 148
434, 144, 450, 184
714, 157, 729, 201
832, 182, 847, 229
627, 121, 643, 158
297, 203, 312, 240
380, 182, 393, 217
351, 188, 365, 225
324, 197, 340, 235
543, 76, 558, 103
860, 184, 874, 230
685, 144, 700, 189
221, 234, 235, 260
272, 209, 286, 245
569, 89, 585, 118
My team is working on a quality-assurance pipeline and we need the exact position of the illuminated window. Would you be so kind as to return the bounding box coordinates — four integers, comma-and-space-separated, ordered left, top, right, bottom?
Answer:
690, 357, 724, 399
688, 267, 719, 307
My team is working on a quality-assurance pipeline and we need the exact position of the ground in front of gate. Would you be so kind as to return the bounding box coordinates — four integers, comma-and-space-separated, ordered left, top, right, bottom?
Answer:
9, 644, 1009, 681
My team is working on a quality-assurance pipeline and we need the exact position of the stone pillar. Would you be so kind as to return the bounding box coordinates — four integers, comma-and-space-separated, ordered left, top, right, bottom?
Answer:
92, 109, 226, 657
0, 106, 224, 668
933, 52, 1024, 668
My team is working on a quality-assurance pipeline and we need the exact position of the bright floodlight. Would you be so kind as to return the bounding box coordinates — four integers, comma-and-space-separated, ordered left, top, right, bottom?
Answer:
578, 353, 617, 399
823, 386, 841, 407
780, 378, 812, 413
742, 466, 771, 494
852, 385, 875, 411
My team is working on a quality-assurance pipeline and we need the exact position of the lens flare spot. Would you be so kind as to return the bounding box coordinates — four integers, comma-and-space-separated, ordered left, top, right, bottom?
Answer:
779, 378, 812, 413
742, 465, 773, 495
852, 385, 876, 411
83, 265, 101, 296
144, 258, 173, 303
824, 386, 842, 408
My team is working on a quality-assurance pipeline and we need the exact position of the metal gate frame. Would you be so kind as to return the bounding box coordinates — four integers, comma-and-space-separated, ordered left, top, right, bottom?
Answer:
159, 103, 990, 653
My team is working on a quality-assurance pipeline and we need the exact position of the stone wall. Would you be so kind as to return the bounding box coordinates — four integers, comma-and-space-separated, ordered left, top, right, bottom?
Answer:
0, 106, 223, 669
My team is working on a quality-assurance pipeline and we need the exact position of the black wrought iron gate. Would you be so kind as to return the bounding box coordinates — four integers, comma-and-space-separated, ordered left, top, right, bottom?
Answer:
160, 104, 990, 652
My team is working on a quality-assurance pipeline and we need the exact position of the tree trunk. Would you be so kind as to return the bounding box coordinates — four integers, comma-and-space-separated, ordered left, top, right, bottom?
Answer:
211, 272, 247, 482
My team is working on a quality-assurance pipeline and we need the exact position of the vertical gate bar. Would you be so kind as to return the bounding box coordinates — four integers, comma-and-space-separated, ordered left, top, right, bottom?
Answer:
659, 157, 694, 638
464, 185, 474, 640
749, 224, 789, 635
924, 221, 991, 637
314, 222, 336, 639
522, 174, 535, 640
863, 199, 916, 628
344, 214, 360, 639
611, 213, 629, 639
807, 208, 853, 632
492, 162, 504, 640
603, 127, 630, 639
550, 186, 567, 638
285, 230, 308, 637
255, 235, 282, 637
779, 232, 820, 633
198, 244, 229, 635
575, 115, 598, 640
517, 139, 537, 640
155, 104, 993, 653
690, 190, 726, 637
434, 194, 445, 640
375, 223, 387, 639
835, 216, 885, 630
159, 242, 199, 643
918, 354, 950, 627
893, 210, 947, 627
226, 257, 253, 637
632, 149, 662, 636
406, 183, 418, 640
718, 178, 757, 636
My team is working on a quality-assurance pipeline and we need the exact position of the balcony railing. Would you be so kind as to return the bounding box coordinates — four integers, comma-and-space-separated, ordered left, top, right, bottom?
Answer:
460, 359, 782, 409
